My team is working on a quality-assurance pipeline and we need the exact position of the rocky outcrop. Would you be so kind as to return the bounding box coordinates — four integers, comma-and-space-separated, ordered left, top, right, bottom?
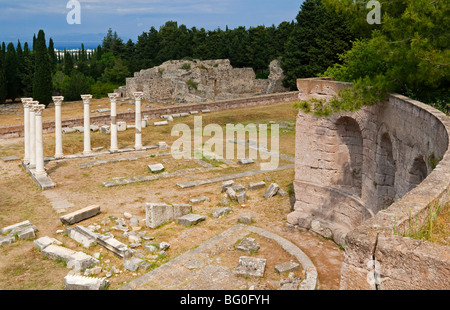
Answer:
123, 59, 287, 104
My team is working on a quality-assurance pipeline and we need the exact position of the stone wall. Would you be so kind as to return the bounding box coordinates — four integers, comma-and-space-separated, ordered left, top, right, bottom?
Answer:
288, 78, 450, 290
0, 91, 298, 139
124, 59, 287, 104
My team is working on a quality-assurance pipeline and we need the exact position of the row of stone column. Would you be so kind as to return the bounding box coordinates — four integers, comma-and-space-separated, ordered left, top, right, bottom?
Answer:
22, 92, 145, 167
21, 98, 47, 177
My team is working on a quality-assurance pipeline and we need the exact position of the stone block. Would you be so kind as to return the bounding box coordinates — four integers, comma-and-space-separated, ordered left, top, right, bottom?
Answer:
236, 191, 248, 204
238, 214, 254, 224
73, 126, 84, 133
275, 261, 300, 274
96, 235, 132, 259
248, 181, 266, 191
64, 274, 109, 290
66, 226, 99, 248
0, 235, 16, 246
90, 125, 99, 132
0, 220, 34, 235
148, 163, 165, 173
145, 203, 173, 229
34, 236, 62, 251
236, 237, 260, 253
212, 207, 232, 218
235, 256, 266, 278
62, 128, 76, 134
189, 196, 210, 204
172, 204, 192, 219
100, 125, 110, 134
117, 122, 127, 131
60, 205, 101, 225
1, 155, 20, 162
17, 226, 36, 240
177, 214, 206, 226
263, 183, 280, 198
232, 184, 246, 193
180, 113, 189, 117
238, 158, 254, 165
190, 111, 199, 115
277, 189, 288, 197
226, 187, 237, 201
154, 121, 169, 126
41, 244, 98, 270
221, 180, 235, 192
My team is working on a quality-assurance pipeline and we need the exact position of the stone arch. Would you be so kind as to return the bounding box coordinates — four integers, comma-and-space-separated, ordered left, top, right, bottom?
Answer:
408, 156, 428, 191
375, 131, 396, 211
335, 116, 364, 197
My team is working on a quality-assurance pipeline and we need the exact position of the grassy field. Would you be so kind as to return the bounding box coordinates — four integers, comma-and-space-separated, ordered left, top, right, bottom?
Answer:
1, 100, 345, 291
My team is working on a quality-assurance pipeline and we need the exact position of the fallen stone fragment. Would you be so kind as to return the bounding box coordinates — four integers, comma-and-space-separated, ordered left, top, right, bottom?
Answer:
148, 163, 165, 173
221, 180, 235, 193
41, 244, 98, 271
236, 191, 248, 204
123, 258, 144, 272
238, 214, 254, 224
212, 207, 232, 218
0, 236, 16, 246
159, 242, 171, 251
96, 235, 132, 259
64, 274, 109, 290
238, 158, 255, 165
34, 236, 62, 251
248, 181, 266, 191
232, 184, 246, 193
154, 121, 169, 126
226, 187, 237, 201
177, 214, 206, 226
66, 226, 99, 248
236, 237, 260, 253
60, 205, 101, 225
189, 196, 210, 204
235, 256, 266, 278
277, 189, 288, 197
1, 155, 20, 162
263, 183, 280, 199
275, 261, 300, 274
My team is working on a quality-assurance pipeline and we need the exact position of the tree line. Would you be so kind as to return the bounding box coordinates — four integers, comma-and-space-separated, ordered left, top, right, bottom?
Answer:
2, 0, 445, 112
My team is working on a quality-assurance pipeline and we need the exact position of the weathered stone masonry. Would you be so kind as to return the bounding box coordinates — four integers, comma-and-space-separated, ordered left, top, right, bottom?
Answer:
288, 78, 450, 290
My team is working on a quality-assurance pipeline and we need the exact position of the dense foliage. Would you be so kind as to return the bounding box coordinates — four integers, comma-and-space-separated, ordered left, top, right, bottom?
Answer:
1, 0, 446, 114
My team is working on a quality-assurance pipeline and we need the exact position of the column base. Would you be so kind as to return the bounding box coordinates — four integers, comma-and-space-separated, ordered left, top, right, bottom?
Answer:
109, 148, 119, 153
54, 154, 64, 159
83, 151, 92, 156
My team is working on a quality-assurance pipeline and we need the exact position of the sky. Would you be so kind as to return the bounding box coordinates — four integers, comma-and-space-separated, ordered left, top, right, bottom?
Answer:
0, 0, 304, 49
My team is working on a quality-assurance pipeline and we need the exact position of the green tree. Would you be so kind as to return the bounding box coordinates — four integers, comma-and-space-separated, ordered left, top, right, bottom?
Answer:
101, 58, 129, 84
63, 51, 74, 76
21, 42, 34, 97
0, 49, 7, 103
281, 0, 356, 89
32, 30, 52, 106
323, 0, 450, 112
5, 42, 20, 102
48, 38, 57, 73
61, 70, 91, 101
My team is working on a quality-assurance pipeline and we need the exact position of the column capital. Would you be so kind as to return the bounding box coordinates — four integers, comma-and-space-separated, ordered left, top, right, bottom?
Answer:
21, 98, 34, 108
34, 104, 46, 116
52, 96, 64, 106
81, 94, 93, 104
29, 101, 40, 112
133, 92, 144, 100
108, 93, 119, 100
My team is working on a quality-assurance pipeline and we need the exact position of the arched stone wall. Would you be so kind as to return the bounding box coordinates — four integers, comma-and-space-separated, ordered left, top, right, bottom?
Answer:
289, 78, 450, 289
288, 78, 449, 249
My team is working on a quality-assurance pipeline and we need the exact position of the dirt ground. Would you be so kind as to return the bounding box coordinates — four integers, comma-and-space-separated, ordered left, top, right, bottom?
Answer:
0, 101, 345, 290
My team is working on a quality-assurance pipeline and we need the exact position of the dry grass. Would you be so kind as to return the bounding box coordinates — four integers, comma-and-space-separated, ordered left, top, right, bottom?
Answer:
0, 101, 345, 290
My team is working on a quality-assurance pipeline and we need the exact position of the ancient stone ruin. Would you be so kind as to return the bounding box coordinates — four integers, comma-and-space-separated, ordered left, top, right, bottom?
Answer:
288, 77, 450, 290
122, 59, 287, 104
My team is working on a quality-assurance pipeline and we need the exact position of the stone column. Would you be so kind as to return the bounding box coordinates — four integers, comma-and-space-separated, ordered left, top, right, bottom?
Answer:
53, 96, 64, 159
108, 93, 119, 153
29, 102, 38, 169
81, 94, 93, 155
21, 98, 34, 163
134, 92, 144, 150
34, 104, 46, 177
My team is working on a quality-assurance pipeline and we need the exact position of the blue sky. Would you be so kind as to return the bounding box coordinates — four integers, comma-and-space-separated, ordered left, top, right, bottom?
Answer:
0, 0, 304, 49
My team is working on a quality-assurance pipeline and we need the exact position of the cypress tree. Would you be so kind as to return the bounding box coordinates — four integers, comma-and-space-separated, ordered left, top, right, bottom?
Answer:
0, 49, 7, 103
5, 42, 20, 102
64, 51, 74, 76
32, 30, 52, 106
22, 42, 34, 97
16, 41, 25, 98
48, 38, 57, 73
